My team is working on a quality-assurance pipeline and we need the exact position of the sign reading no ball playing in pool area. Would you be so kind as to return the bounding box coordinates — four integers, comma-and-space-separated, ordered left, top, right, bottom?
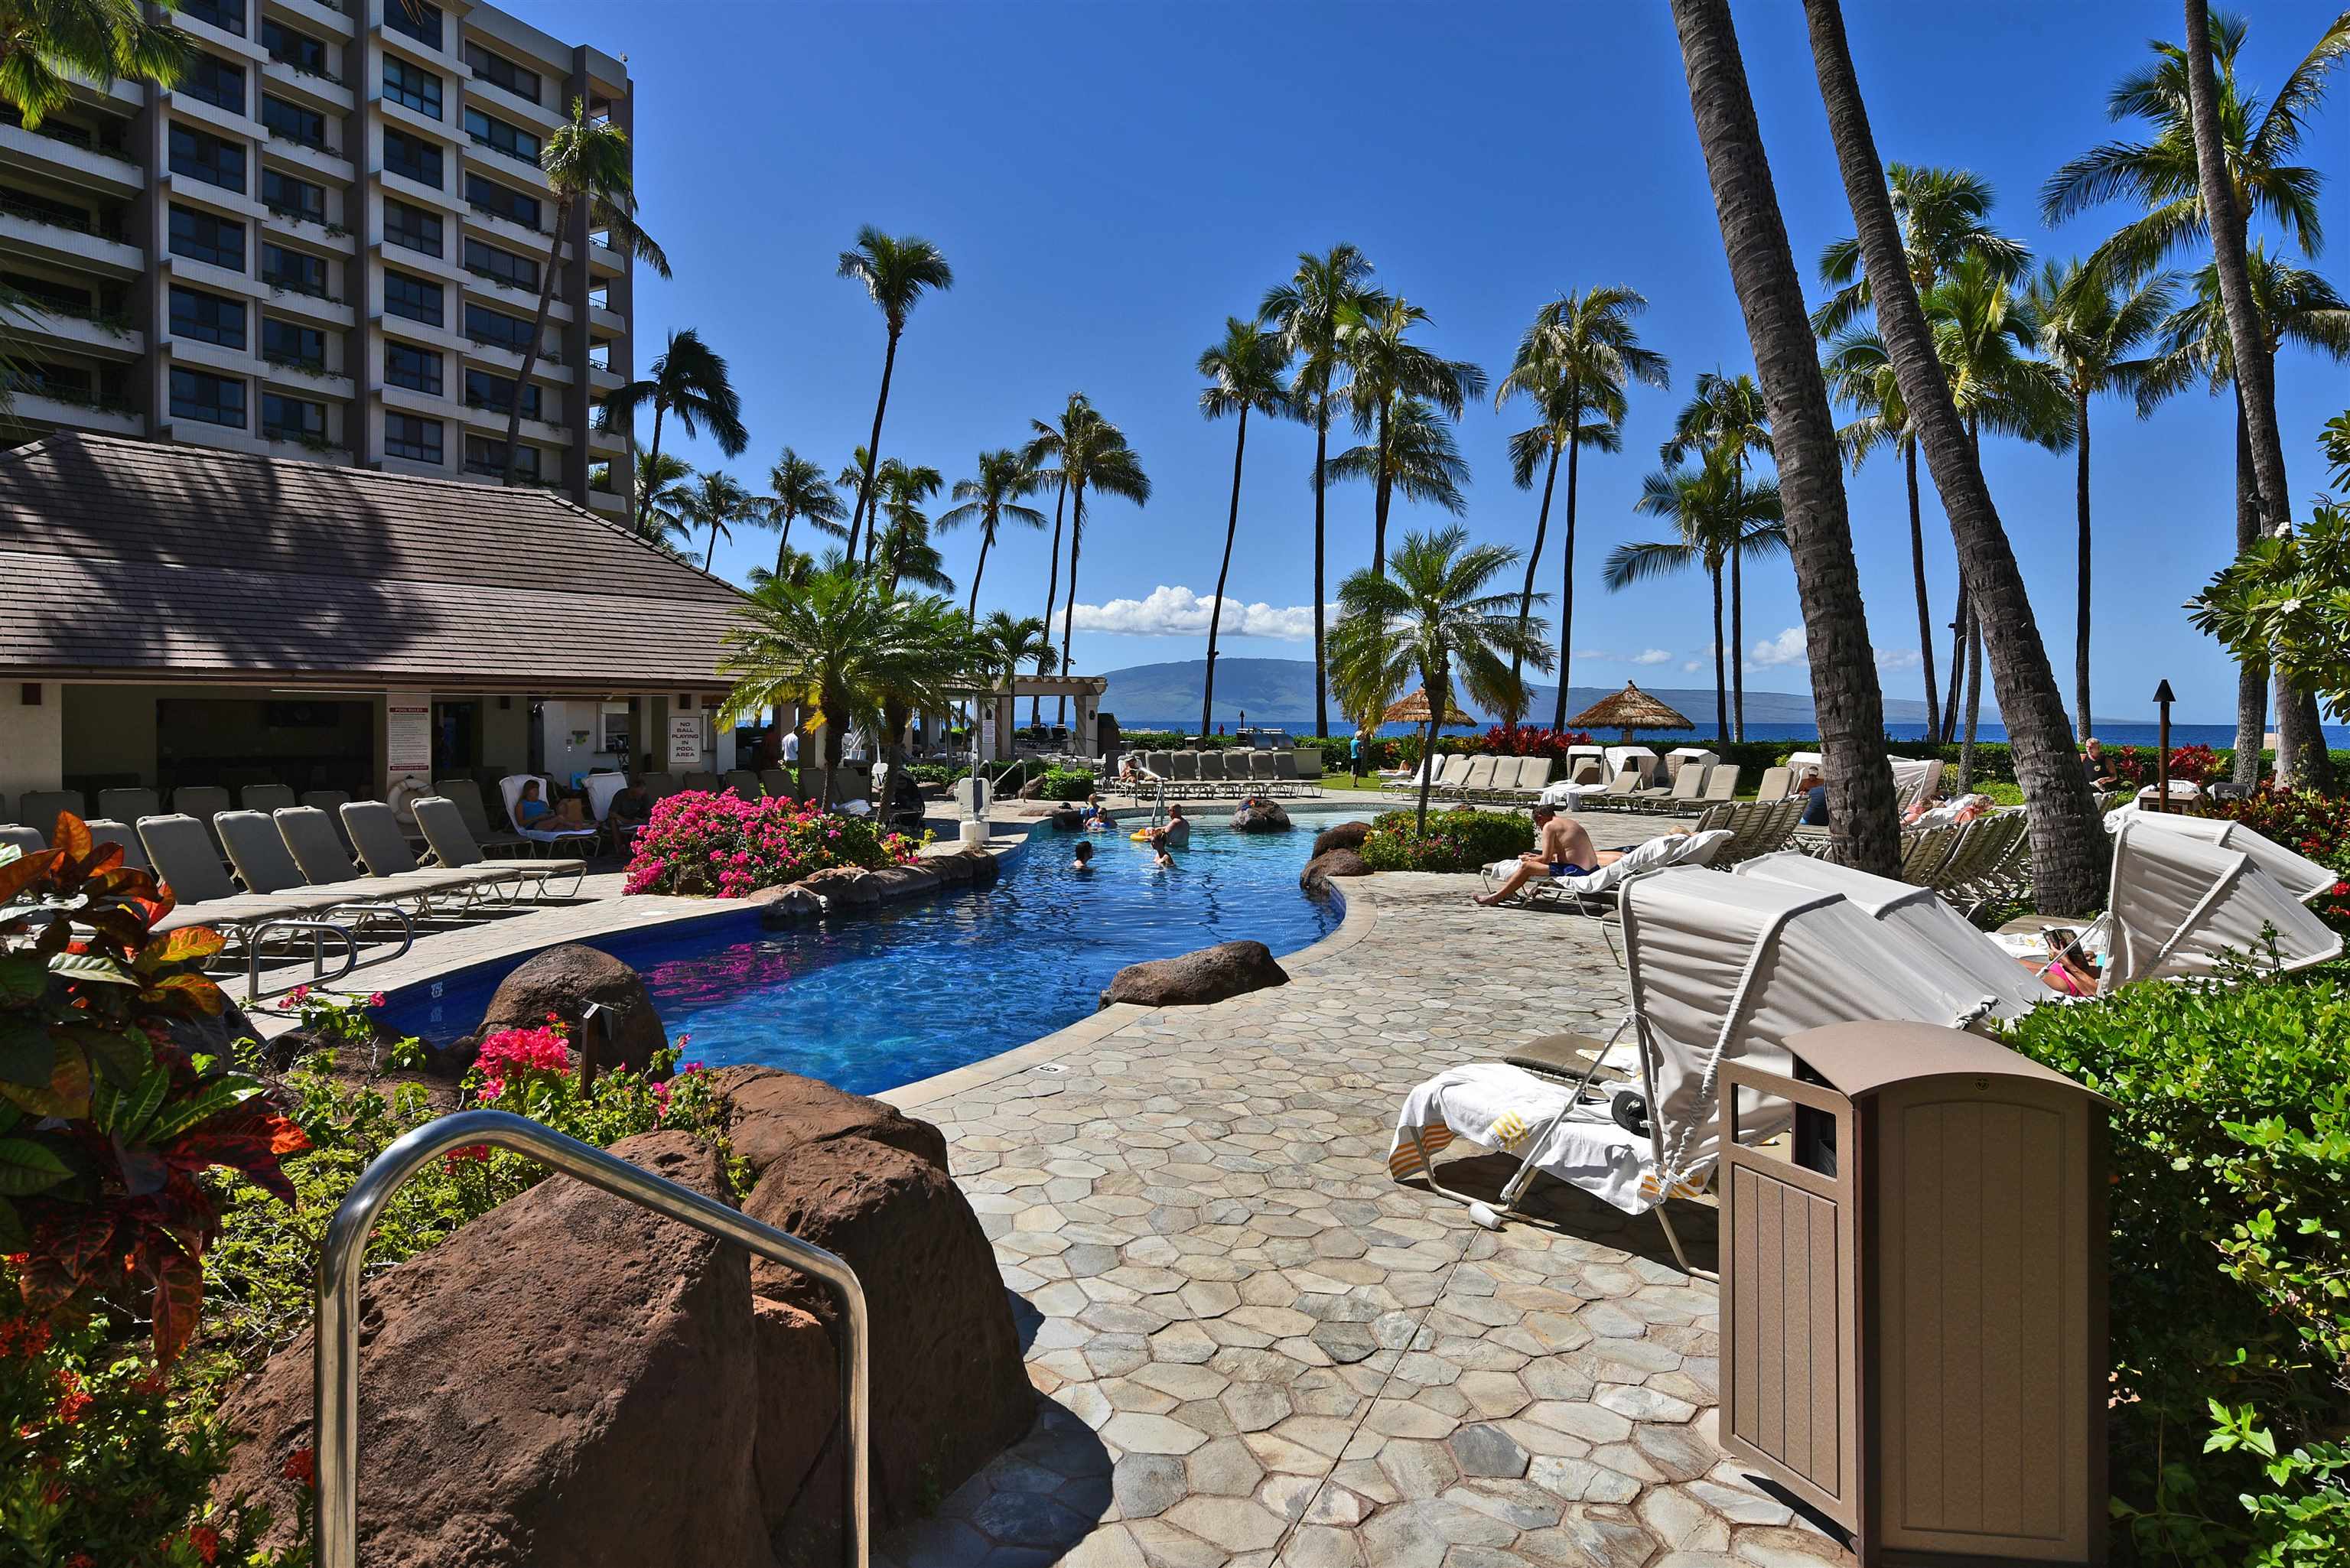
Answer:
386, 690, 431, 793
669, 712, 703, 767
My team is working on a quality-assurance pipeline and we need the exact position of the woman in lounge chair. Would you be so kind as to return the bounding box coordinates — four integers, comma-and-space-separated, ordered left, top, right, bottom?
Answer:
2026, 926, 2101, 996
1475, 804, 1623, 906
515, 779, 589, 831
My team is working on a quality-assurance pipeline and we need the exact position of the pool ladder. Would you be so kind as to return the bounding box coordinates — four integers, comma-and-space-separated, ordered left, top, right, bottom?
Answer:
314, 1109, 871, 1568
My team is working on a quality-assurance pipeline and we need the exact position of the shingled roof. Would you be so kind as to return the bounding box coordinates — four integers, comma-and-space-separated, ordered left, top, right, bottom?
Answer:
0, 432, 744, 692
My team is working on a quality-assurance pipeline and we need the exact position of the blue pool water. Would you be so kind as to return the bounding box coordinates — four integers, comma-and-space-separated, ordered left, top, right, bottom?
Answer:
379, 821, 1346, 1095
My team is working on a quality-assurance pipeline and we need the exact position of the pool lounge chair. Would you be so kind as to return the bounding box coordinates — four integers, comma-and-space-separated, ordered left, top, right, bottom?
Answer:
435, 779, 531, 857
1390, 867, 2032, 1275
98, 787, 161, 822
1480, 826, 1735, 930
1382, 756, 1436, 794
497, 774, 603, 857
1577, 766, 1647, 812
1689, 797, 1802, 865
1447, 754, 1499, 804
1272, 751, 1320, 798
0, 824, 46, 855
271, 807, 487, 909
135, 813, 372, 996
1751, 766, 1792, 804
723, 769, 760, 801
242, 783, 297, 813
83, 817, 151, 872
337, 802, 532, 906
413, 797, 585, 900
1630, 763, 1707, 813
682, 771, 723, 793
1699, 764, 1741, 802
213, 810, 419, 958
21, 789, 84, 829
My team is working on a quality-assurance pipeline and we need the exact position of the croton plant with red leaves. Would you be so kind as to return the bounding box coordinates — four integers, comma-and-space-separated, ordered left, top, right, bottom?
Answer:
0, 814, 307, 1363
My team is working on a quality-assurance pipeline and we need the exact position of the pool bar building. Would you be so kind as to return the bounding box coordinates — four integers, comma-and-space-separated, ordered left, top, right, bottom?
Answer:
0, 431, 750, 812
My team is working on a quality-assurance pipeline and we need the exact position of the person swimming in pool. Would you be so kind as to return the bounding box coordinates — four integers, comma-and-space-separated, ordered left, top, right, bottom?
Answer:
1070, 841, 1095, 873
1161, 802, 1190, 842
1474, 803, 1622, 906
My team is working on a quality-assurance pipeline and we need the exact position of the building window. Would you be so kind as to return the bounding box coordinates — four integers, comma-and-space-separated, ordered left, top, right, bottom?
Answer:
462, 107, 538, 164
382, 57, 441, 118
386, 340, 442, 395
463, 301, 532, 353
464, 172, 538, 229
383, 268, 442, 326
382, 197, 441, 256
383, 0, 441, 50
384, 412, 441, 463
262, 391, 326, 441
168, 285, 246, 348
464, 367, 539, 419
168, 122, 246, 192
170, 366, 246, 427
181, 0, 245, 37
262, 19, 326, 74
259, 94, 327, 150
2, 270, 93, 316
260, 242, 327, 297
262, 316, 324, 369
464, 434, 537, 480
262, 168, 326, 223
382, 127, 441, 187
168, 204, 244, 269
182, 54, 246, 113
461, 237, 536, 292
462, 42, 539, 104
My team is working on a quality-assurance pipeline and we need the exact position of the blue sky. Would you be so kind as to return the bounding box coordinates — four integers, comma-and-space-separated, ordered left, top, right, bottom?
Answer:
521, 0, 2347, 725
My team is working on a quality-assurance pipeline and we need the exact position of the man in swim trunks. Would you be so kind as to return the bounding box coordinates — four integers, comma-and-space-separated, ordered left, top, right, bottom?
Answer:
1476, 804, 1621, 906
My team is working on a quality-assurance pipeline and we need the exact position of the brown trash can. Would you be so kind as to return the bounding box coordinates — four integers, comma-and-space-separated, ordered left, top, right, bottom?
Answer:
1718, 1020, 2108, 1565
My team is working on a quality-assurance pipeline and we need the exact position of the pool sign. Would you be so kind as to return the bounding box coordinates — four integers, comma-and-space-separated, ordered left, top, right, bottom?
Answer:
668, 712, 703, 767
386, 689, 431, 795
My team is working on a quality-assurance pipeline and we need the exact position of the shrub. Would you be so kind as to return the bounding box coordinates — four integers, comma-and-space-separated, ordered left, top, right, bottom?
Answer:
1035, 766, 1096, 802
2209, 791, 2350, 933
1358, 807, 1533, 872
1477, 724, 1595, 760
621, 789, 925, 897
2002, 967, 2350, 1566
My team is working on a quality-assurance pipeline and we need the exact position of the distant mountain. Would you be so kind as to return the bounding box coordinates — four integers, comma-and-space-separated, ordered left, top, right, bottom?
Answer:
1096, 656, 1948, 727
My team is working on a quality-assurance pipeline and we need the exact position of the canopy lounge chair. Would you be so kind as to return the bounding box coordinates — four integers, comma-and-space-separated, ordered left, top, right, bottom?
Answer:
1479, 828, 1736, 958
498, 775, 602, 857
434, 779, 531, 857
412, 797, 585, 900
135, 813, 369, 997
2102, 807, 2338, 903
1390, 867, 2023, 1275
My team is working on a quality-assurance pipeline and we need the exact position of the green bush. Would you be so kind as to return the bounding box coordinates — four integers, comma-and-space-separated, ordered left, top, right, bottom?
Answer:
1037, 766, 1096, 802
1358, 807, 1533, 872
2001, 966, 2350, 1565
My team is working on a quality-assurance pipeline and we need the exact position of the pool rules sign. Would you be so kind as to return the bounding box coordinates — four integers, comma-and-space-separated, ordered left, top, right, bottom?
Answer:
386, 689, 431, 798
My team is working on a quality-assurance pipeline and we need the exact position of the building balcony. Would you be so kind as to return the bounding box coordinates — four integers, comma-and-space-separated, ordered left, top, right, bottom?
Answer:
379, 311, 469, 356
460, 137, 551, 194
14, 304, 145, 359
457, 398, 566, 444
584, 486, 627, 516
459, 336, 571, 382
459, 265, 567, 320
5, 386, 144, 438
260, 201, 356, 253
462, 71, 560, 132
164, 93, 262, 144
259, 57, 355, 115
381, 164, 464, 216
172, 7, 266, 63
262, 131, 353, 184
0, 205, 143, 277
381, 381, 451, 418
157, 170, 267, 224
256, 278, 354, 327
168, 333, 256, 378
258, 351, 355, 399
256, 428, 353, 461
0, 120, 143, 197
158, 415, 278, 457
461, 203, 552, 255
586, 238, 623, 278
260, 0, 355, 38
159, 250, 265, 302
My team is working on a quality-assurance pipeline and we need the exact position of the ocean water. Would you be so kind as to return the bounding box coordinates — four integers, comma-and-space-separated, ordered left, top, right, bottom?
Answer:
1131, 720, 2350, 750
377, 821, 1343, 1095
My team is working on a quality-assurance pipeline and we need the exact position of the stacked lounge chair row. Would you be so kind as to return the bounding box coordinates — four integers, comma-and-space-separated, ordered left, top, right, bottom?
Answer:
1688, 796, 1803, 865
1580, 762, 1743, 814
1128, 750, 1322, 799
1441, 755, 1557, 805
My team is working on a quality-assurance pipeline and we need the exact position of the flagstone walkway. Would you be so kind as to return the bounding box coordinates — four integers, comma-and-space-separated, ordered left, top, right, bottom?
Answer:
875, 852, 1854, 1568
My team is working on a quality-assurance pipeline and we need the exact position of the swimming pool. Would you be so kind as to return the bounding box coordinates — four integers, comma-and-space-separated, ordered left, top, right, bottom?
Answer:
378, 820, 1348, 1095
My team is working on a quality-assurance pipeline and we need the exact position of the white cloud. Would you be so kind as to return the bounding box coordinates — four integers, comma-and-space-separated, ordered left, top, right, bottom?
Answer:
1681, 660, 1703, 674
1876, 648, 1923, 671
1068, 585, 1329, 640
1634, 648, 1673, 666
1570, 647, 1676, 667
1747, 626, 1809, 668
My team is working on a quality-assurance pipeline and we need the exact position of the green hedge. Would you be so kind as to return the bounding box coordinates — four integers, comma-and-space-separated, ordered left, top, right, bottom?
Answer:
2003, 967, 2350, 1564
1358, 806, 1533, 872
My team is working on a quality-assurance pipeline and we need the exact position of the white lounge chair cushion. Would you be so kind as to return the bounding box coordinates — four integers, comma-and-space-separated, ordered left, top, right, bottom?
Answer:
1388, 1062, 1694, 1217
1481, 828, 1733, 895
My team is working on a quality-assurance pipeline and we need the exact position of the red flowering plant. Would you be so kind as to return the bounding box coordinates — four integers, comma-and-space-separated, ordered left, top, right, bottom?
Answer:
0, 813, 308, 1365
621, 789, 926, 899
2104, 742, 2221, 789
1479, 725, 1595, 763
2210, 789, 2350, 934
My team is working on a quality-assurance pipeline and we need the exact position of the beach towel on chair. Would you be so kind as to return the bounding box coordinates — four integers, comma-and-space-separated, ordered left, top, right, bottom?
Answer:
1387, 1062, 1678, 1215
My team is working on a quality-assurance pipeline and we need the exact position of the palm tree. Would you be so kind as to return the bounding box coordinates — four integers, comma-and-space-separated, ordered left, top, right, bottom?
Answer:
1264, 244, 1385, 737
1798, 0, 2108, 912
1325, 397, 1470, 562
1664, 0, 1904, 878
1822, 327, 1940, 741
506, 97, 669, 488
1661, 370, 1776, 739
971, 610, 1053, 753
607, 330, 746, 533
1336, 297, 1486, 574
1196, 317, 1297, 740
1496, 288, 1671, 726
1327, 525, 1551, 835
1023, 396, 1091, 730
1052, 412, 1149, 723
0, 0, 187, 127
630, 448, 694, 549
1605, 454, 1789, 743
718, 569, 968, 808
760, 448, 844, 574
2026, 259, 2175, 741
1813, 164, 2033, 338
871, 461, 948, 594
837, 227, 954, 560
675, 470, 754, 574
938, 448, 1046, 623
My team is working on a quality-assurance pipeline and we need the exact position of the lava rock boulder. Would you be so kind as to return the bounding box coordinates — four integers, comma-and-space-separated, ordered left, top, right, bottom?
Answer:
459, 944, 666, 1075
1099, 939, 1291, 1009
1311, 819, 1372, 857
1229, 800, 1292, 832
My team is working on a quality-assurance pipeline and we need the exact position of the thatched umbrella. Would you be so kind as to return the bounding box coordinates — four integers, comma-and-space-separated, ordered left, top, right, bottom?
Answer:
1567, 682, 1694, 743
1382, 688, 1477, 728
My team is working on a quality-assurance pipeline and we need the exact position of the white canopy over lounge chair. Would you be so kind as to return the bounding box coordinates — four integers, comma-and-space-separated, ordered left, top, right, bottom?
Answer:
2100, 808, 2336, 903
1603, 746, 1659, 782
1392, 867, 2019, 1272
1732, 851, 2045, 1018
2098, 815, 2340, 987
1783, 751, 1940, 807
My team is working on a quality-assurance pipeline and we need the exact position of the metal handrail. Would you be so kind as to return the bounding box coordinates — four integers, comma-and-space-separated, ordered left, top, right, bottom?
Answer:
314, 1110, 871, 1568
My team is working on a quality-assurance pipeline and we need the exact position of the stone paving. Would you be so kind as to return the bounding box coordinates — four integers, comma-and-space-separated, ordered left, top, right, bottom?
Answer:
874, 818, 1855, 1568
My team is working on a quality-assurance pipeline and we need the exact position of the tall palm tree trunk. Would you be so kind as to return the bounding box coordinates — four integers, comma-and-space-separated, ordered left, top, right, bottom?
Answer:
1034, 477, 1068, 730
1802, 0, 2102, 909
1669, 0, 1902, 875
1959, 603, 1984, 790
1511, 441, 1562, 707
506, 194, 570, 488
845, 330, 900, 562
1202, 408, 1250, 741
965, 535, 991, 624
1710, 561, 1728, 743
1906, 444, 1940, 743
1372, 396, 1393, 577
1552, 429, 1583, 731
1312, 405, 1331, 738
1414, 660, 1445, 835
2231, 399, 2269, 784
704, 523, 721, 571
2072, 389, 2093, 739
774, 505, 797, 574
821, 709, 844, 810
634, 404, 667, 535
1942, 577, 1966, 742
1058, 488, 1087, 728
1730, 549, 1746, 741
